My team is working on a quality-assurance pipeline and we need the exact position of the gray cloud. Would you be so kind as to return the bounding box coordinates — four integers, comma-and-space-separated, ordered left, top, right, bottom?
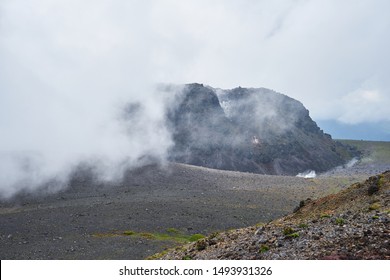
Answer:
1, 0, 389, 197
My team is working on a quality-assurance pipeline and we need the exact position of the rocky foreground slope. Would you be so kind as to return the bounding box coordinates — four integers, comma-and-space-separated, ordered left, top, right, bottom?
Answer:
166, 84, 358, 175
158, 171, 390, 260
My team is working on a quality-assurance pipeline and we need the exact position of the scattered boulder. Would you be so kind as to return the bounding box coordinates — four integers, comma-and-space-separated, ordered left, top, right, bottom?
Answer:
367, 175, 381, 195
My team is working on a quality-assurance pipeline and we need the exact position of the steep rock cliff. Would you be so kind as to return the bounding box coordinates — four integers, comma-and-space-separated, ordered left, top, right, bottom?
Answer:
166, 83, 358, 175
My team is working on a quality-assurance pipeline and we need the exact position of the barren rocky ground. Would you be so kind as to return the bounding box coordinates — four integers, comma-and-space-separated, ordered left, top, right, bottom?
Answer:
159, 171, 390, 260
0, 141, 389, 259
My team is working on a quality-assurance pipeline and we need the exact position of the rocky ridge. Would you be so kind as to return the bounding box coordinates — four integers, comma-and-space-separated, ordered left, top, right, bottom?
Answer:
166, 84, 358, 175
158, 171, 390, 260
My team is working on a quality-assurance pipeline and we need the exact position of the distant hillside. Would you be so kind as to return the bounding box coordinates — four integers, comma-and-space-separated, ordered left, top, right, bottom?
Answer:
319, 140, 390, 177
166, 83, 358, 175
317, 120, 390, 141
158, 171, 390, 260
338, 140, 390, 165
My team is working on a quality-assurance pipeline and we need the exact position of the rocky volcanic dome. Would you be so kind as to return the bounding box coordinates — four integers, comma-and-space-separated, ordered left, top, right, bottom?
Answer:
165, 84, 358, 175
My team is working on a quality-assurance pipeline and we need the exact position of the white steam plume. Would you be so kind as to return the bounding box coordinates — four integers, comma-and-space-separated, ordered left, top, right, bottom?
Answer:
296, 170, 316, 179
0, 1, 179, 199
0, 82, 178, 199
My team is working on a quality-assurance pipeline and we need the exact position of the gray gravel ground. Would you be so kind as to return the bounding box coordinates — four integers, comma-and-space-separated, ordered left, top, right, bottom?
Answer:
160, 171, 390, 260
1, 156, 389, 259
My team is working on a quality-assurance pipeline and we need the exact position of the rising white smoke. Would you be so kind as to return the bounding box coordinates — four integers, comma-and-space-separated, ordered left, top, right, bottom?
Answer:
296, 170, 317, 179
0, 83, 178, 199
0, 1, 180, 199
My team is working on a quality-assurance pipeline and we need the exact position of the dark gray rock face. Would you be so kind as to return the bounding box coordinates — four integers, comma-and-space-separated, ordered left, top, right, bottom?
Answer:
166, 83, 358, 175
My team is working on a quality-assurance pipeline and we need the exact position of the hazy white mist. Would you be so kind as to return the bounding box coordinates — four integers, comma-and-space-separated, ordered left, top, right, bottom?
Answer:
1, 0, 389, 197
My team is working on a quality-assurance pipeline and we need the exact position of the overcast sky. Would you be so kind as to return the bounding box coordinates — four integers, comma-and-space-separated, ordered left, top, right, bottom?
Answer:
2, 0, 390, 130
0, 0, 390, 196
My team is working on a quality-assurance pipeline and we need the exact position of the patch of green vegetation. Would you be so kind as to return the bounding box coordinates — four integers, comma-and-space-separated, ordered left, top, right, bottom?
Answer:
320, 214, 331, 219
188, 234, 205, 242
92, 233, 119, 238
166, 228, 180, 234
286, 232, 300, 238
283, 227, 300, 238
255, 222, 265, 227
282, 227, 295, 235
372, 215, 380, 219
335, 218, 345, 226
140, 232, 155, 239
298, 223, 308, 229
182, 255, 192, 260
95, 229, 206, 244
369, 202, 381, 211
259, 244, 270, 253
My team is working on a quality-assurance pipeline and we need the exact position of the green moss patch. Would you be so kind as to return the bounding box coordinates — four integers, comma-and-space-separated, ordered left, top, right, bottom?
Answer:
369, 202, 381, 211
335, 218, 345, 226
282, 227, 295, 235
94, 228, 205, 244
259, 244, 270, 253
